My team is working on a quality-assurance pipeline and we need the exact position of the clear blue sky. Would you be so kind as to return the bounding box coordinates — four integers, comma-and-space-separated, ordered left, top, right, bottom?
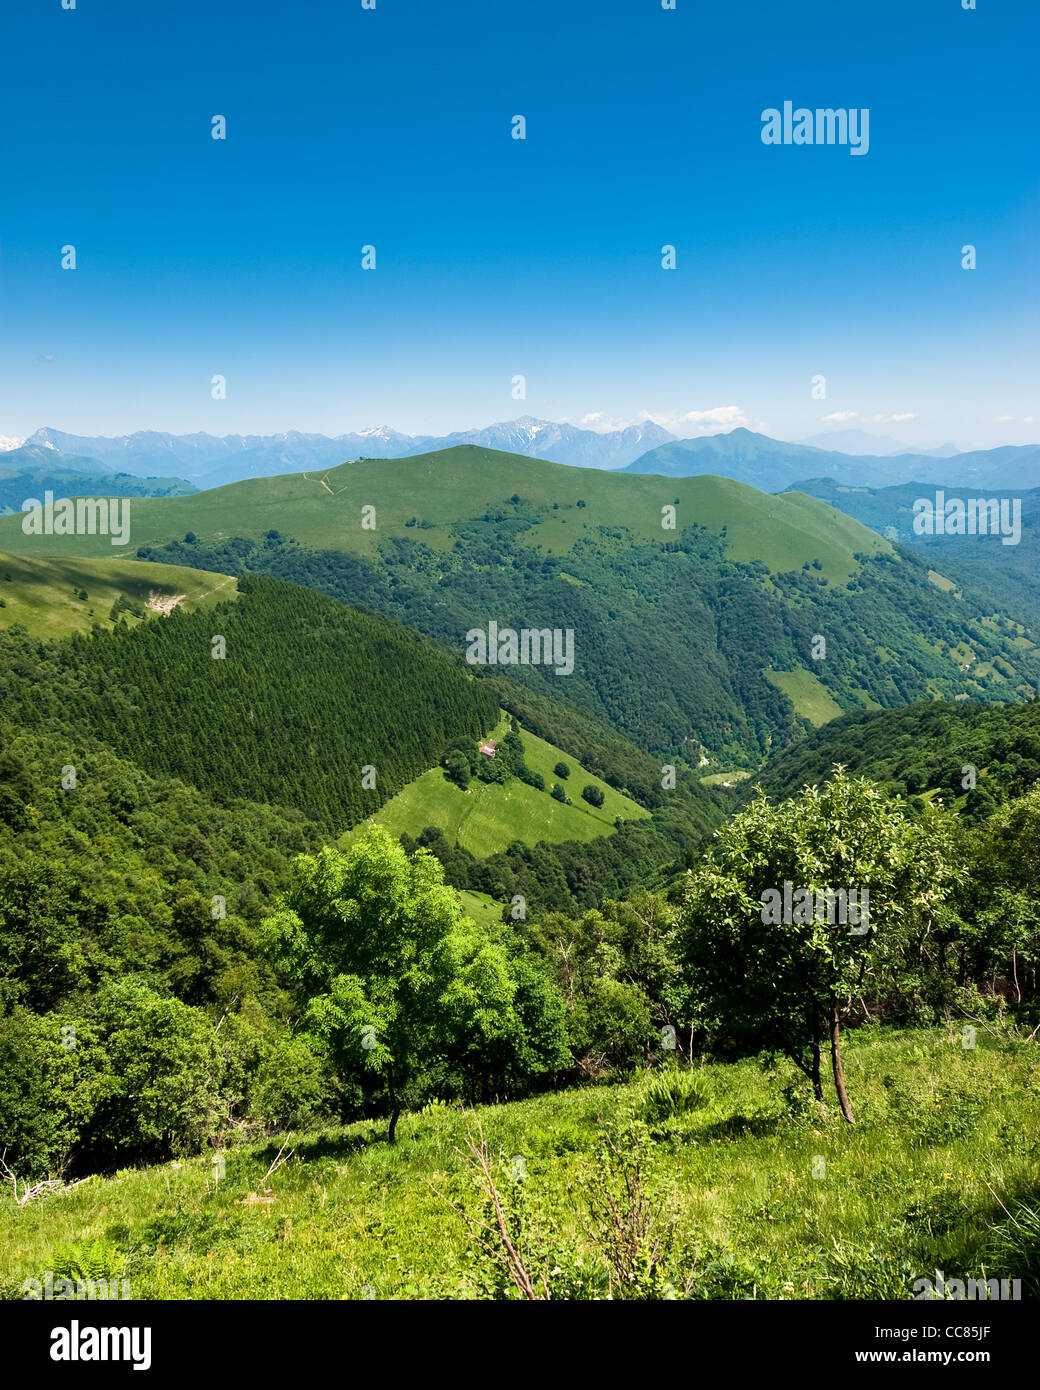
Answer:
1, 0, 1036, 449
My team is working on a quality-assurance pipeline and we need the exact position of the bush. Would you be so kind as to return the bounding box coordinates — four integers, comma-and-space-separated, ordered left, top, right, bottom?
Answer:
640, 1069, 712, 1125
81, 980, 224, 1166
252, 1033, 337, 1132
0, 1009, 96, 1180
581, 784, 605, 809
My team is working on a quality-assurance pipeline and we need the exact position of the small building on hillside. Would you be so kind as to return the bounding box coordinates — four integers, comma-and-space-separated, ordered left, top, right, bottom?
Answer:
478, 740, 497, 757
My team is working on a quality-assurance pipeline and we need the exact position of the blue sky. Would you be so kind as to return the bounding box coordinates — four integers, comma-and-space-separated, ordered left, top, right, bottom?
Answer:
1, 0, 1036, 449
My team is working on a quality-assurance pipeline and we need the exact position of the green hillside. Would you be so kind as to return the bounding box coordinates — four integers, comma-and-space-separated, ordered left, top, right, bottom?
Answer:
4, 445, 1039, 773
0, 446, 890, 585
3, 1028, 1036, 1300
788, 478, 1040, 630
0, 575, 497, 831
0, 553, 237, 638
764, 668, 845, 728
346, 714, 649, 858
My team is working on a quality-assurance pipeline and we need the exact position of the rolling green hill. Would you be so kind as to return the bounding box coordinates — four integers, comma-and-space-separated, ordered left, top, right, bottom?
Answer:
4, 445, 1038, 770
787, 478, 1040, 630
2, 1029, 1035, 1300
0, 553, 237, 638
0, 445, 889, 584
0, 561, 719, 920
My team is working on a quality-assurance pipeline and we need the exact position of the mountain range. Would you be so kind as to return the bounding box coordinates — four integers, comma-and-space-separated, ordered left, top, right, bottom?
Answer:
796, 429, 962, 458
5, 422, 1035, 494
0, 444, 197, 515
10, 418, 675, 487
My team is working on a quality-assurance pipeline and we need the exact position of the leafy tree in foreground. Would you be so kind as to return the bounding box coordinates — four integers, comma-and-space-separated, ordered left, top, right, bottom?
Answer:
674, 769, 961, 1122
969, 784, 1040, 1000
262, 827, 523, 1141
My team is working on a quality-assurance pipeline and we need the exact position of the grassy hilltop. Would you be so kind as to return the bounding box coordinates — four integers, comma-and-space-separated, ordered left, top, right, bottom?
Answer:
6, 447, 1038, 770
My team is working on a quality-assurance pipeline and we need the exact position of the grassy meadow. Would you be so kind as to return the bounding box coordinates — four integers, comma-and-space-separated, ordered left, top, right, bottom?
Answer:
2, 1028, 1037, 1301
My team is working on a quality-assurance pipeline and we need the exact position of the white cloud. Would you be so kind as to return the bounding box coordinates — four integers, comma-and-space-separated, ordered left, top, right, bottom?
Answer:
572, 405, 766, 437
651, 405, 769, 436
994, 414, 1014, 422
821, 411, 858, 423
861, 412, 919, 424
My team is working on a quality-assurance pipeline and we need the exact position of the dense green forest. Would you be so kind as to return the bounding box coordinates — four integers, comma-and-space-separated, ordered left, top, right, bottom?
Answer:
135, 507, 1040, 767
756, 699, 1040, 818
0, 576, 497, 830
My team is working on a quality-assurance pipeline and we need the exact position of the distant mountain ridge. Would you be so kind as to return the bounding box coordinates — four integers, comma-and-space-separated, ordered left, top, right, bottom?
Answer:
7, 423, 1037, 495
796, 429, 962, 458
0, 444, 197, 514
19, 418, 676, 487
624, 428, 1040, 492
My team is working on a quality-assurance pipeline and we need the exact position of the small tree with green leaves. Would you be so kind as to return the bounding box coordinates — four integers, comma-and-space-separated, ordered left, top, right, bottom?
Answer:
674, 769, 961, 1122
262, 827, 519, 1141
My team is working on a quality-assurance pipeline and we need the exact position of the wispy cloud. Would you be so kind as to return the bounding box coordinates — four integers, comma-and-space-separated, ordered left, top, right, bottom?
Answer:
819, 410, 918, 425
573, 405, 765, 436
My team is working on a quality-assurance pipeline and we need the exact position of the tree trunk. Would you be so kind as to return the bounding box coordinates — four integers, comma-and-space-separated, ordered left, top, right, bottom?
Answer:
828, 1004, 855, 1124
388, 1105, 401, 1145
810, 1039, 824, 1102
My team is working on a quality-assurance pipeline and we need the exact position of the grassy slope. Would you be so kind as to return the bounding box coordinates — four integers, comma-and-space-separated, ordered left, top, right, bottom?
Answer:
0, 553, 238, 638
343, 714, 649, 858
2, 1029, 1034, 1300
0, 446, 891, 586
765, 669, 845, 728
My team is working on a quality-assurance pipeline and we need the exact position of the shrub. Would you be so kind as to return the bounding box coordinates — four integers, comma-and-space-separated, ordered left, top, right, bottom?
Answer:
640, 1069, 711, 1125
